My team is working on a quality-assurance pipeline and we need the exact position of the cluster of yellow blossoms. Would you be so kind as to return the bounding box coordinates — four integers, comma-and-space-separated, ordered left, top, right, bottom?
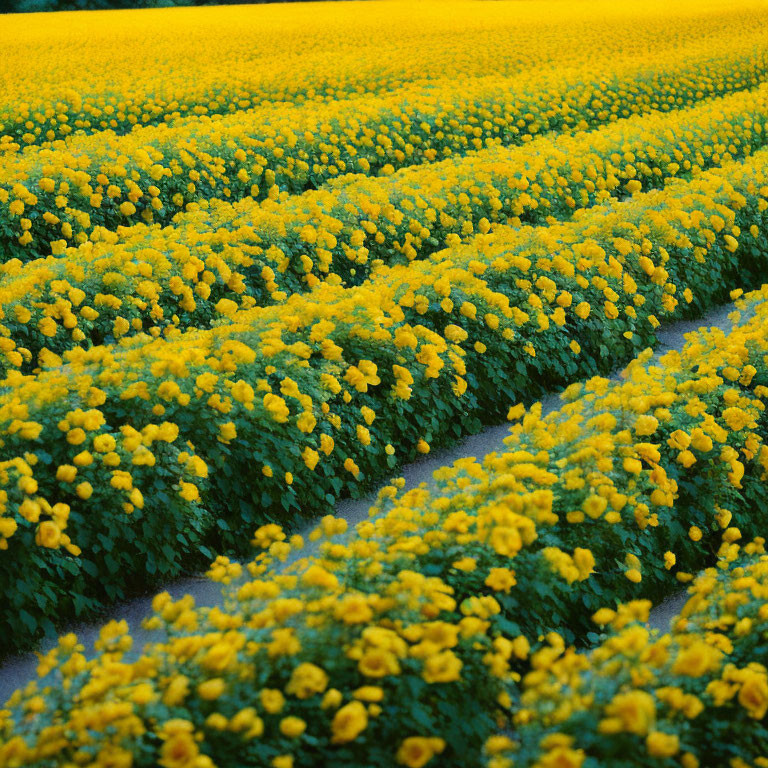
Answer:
4, 286, 768, 765
487, 546, 768, 767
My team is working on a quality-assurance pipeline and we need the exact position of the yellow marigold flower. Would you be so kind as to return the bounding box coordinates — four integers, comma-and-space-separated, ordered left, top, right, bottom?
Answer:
279, 716, 306, 738
331, 700, 368, 744
634, 415, 659, 436
286, 663, 329, 700
35, 521, 61, 549
179, 482, 199, 502
671, 640, 721, 677
197, 678, 226, 701
297, 411, 317, 434
599, 689, 655, 735
359, 648, 401, 678
263, 394, 290, 423
592, 608, 615, 626
260, 688, 285, 714
301, 564, 338, 590
646, 731, 679, 758
484, 567, 517, 593
574, 302, 590, 319
334, 594, 373, 625
536, 747, 585, 768
321, 688, 343, 710
396, 737, 446, 768
353, 686, 384, 702
422, 650, 462, 683
688, 525, 702, 542
738, 671, 768, 719
55, 464, 77, 483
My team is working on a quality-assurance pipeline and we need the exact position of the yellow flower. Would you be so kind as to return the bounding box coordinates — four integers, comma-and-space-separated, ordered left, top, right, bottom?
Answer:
484, 567, 517, 593
422, 650, 462, 683
396, 737, 446, 768
260, 689, 285, 714
285, 663, 329, 699
359, 648, 401, 678
688, 526, 702, 542
353, 686, 384, 702
537, 748, 585, 768
599, 690, 655, 735
671, 641, 721, 677
263, 393, 290, 423
574, 302, 590, 319
279, 716, 306, 738
35, 521, 61, 549
592, 608, 615, 626
738, 672, 768, 719
56, 464, 77, 483
331, 701, 368, 743
334, 594, 373, 625
158, 721, 200, 768
197, 678, 226, 701
297, 411, 317, 434
646, 731, 679, 757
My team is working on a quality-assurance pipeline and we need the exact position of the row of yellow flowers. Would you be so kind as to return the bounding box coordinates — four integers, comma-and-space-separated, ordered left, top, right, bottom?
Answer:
0, 146, 766, 652
1, 82, 766, 374
1, 0, 764, 146
488, 547, 768, 767
1, 42, 766, 263
4, 285, 768, 766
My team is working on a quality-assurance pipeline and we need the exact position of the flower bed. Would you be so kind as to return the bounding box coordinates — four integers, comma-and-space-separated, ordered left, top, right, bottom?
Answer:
2, 81, 766, 370
1, 43, 766, 263
3, 287, 768, 764
0, 149, 767, 652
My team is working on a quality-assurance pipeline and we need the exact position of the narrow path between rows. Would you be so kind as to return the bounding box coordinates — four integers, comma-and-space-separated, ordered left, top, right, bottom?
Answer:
0, 303, 735, 703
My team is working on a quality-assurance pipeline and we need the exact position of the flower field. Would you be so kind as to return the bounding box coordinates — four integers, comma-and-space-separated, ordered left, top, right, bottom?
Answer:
2, 0, 768, 764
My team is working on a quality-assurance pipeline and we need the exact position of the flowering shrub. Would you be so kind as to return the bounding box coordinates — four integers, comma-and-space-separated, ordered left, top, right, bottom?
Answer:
0, 44, 766, 262
487, 546, 768, 767
1, 81, 766, 369
0, 418, 212, 654
4, 291, 768, 763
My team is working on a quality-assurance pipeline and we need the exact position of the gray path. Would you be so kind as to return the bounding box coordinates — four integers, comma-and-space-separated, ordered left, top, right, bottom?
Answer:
0, 304, 735, 703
